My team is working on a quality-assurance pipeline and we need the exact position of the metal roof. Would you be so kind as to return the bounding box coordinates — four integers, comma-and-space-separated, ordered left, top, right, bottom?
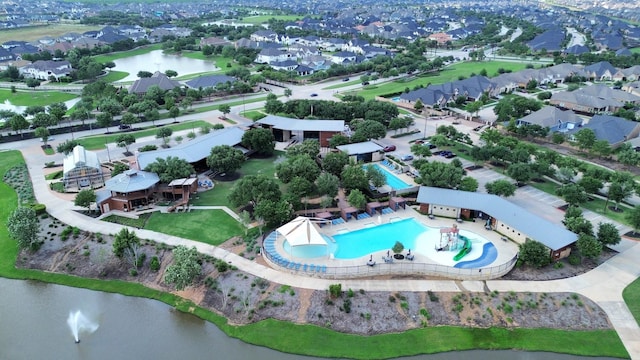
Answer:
137, 126, 245, 169
257, 115, 344, 132
167, 178, 197, 186
337, 141, 383, 155
63, 145, 101, 175
105, 169, 159, 193
416, 186, 577, 250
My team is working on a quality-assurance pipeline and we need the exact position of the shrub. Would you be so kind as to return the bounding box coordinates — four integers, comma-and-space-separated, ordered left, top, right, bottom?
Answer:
29, 203, 47, 215
347, 288, 355, 298
329, 284, 342, 298
129, 269, 138, 276
343, 298, 352, 313
138, 144, 158, 152
568, 253, 580, 266
150, 256, 160, 271
136, 252, 146, 268
215, 259, 229, 272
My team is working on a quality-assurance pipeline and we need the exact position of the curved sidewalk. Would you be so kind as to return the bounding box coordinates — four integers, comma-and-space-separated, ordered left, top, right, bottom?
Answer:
19, 146, 640, 360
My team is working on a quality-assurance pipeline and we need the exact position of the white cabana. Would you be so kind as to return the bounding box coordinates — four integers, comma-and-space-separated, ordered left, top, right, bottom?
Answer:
276, 216, 328, 247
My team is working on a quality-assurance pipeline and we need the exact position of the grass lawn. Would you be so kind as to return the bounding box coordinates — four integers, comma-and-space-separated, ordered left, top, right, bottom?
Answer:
529, 179, 559, 195
623, 277, 640, 325
42, 146, 55, 155
145, 210, 243, 246
238, 15, 302, 24
100, 70, 129, 83
351, 61, 529, 100
76, 120, 210, 150
630, 47, 640, 54
191, 154, 281, 207
0, 24, 102, 42
92, 44, 162, 63
102, 213, 152, 228
0, 149, 630, 359
0, 89, 77, 106
44, 170, 63, 180
323, 79, 361, 90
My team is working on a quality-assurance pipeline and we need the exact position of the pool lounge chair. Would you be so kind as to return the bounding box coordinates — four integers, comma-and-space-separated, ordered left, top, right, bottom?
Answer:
309, 264, 315, 272
321, 265, 327, 273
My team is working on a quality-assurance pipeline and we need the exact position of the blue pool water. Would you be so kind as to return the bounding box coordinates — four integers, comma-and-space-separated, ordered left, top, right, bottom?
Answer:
332, 218, 428, 259
368, 163, 412, 190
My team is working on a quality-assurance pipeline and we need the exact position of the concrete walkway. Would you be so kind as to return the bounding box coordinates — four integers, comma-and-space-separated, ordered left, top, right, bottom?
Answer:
10, 138, 640, 359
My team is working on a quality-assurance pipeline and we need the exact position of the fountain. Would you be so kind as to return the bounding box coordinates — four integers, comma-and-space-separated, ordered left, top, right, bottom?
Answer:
66, 310, 98, 343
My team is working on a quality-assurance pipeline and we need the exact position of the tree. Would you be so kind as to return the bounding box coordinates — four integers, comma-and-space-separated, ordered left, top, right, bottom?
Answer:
518, 240, 550, 268
276, 155, 320, 183
56, 139, 80, 155
341, 163, 369, 193
459, 176, 479, 192
218, 104, 231, 118
112, 228, 140, 258
26, 78, 41, 89
626, 206, 640, 235
156, 127, 173, 146
556, 184, 588, 207
47, 102, 68, 124
315, 172, 339, 199
284, 88, 292, 98
563, 205, 583, 224
164, 245, 201, 290
597, 222, 621, 246
34, 127, 50, 145
485, 179, 516, 197
564, 215, 593, 236
96, 112, 114, 132
416, 161, 463, 189
137, 71, 153, 78
9, 114, 29, 138
618, 146, 640, 169
228, 175, 281, 207
241, 128, 275, 156
573, 128, 596, 152
116, 134, 136, 154
465, 101, 482, 118
347, 189, 367, 210
352, 120, 386, 141
97, 98, 123, 117
74, 189, 96, 210
165, 70, 178, 78
413, 99, 424, 112
506, 163, 533, 185
365, 164, 386, 188
328, 134, 349, 148
169, 106, 180, 120
206, 145, 245, 175
555, 167, 576, 184
287, 139, 320, 159
112, 162, 129, 177
144, 156, 194, 183
322, 151, 349, 177
254, 199, 293, 228
7, 207, 39, 250
32, 112, 54, 128
120, 112, 138, 127
576, 234, 602, 260
577, 177, 603, 195
288, 176, 314, 198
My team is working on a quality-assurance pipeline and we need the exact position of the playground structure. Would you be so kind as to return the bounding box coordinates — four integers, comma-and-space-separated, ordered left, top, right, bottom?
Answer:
435, 224, 472, 261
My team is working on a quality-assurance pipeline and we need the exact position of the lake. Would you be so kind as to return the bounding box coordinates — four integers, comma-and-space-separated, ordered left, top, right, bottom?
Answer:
112, 50, 218, 82
0, 278, 619, 360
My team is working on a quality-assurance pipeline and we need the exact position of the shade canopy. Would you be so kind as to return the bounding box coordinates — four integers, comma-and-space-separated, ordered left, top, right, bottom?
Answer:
277, 216, 328, 247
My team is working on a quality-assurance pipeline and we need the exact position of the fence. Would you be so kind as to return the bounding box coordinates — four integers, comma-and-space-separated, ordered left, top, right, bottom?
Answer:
262, 246, 518, 281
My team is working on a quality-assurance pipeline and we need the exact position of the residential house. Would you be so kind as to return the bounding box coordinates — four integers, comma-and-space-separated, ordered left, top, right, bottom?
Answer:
550, 84, 640, 114
567, 114, 640, 148
255, 48, 290, 64
623, 81, 640, 97
250, 30, 279, 43
20, 60, 72, 81
97, 169, 159, 213
517, 106, 582, 132
614, 65, 640, 82
427, 32, 452, 45
583, 61, 617, 81
527, 28, 565, 53
330, 51, 357, 64
128, 71, 180, 95
185, 74, 236, 89
0, 47, 13, 62
200, 36, 232, 48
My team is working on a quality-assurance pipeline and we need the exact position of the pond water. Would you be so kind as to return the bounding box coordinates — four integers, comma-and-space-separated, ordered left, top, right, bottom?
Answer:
112, 50, 218, 82
0, 278, 619, 360
0, 98, 80, 115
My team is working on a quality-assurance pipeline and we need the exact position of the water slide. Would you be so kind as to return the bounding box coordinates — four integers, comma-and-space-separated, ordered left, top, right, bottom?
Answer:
453, 235, 472, 261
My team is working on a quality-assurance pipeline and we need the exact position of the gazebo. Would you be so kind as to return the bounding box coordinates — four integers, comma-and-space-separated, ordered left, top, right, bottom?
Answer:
389, 197, 407, 210
276, 217, 329, 257
366, 201, 383, 215
340, 206, 358, 222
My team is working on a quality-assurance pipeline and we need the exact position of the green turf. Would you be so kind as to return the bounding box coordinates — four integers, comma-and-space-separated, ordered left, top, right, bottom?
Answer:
0, 149, 630, 359
0, 89, 78, 106
44, 170, 63, 180
623, 277, 640, 326
190, 154, 281, 207
350, 61, 529, 100
76, 120, 210, 150
92, 44, 162, 63
323, 79, 361, 90
100, 70, 129, 83
42, 146, 55, 155
145, 210, 244, 246
630, 47, 640, 54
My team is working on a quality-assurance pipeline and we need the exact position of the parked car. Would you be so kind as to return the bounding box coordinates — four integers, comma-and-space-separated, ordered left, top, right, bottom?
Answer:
445, 153, 457, 159
439, 151, 453, 157
342, 77, 350, 82
423, 142, 436, 149
400, 154, 414, 161
383, 145, 396, 152
310, 93, 318, 97
118, 124, 131, 130
361, 81, 370, 85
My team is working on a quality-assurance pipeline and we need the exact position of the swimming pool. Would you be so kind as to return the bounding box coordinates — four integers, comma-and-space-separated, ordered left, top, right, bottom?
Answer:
333, 218, 429, 259
368, 163, 412, 190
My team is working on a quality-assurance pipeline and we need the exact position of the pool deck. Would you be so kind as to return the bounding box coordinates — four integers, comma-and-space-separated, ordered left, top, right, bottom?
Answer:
271, 207, 519, 271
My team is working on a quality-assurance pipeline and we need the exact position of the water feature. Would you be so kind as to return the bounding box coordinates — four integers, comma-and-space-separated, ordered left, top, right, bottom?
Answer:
67, 310, 99, 343
0, 98, 81, 114
368, 163, 412, 190
113, 50, 218, 82
0, 278, 620, 359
